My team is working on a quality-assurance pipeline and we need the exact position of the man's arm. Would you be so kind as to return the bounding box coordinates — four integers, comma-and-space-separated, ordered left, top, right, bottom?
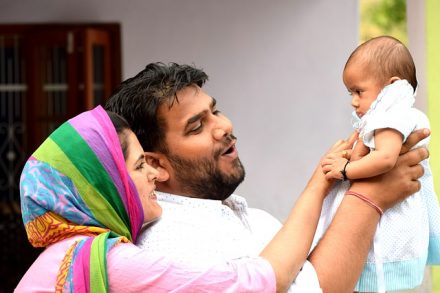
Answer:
309, 129, 429, 293
259, 132, 360, 292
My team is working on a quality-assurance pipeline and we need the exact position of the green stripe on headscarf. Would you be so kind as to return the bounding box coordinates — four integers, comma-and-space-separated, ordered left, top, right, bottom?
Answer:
90, 232, 111, 292
51, 122, 131, 233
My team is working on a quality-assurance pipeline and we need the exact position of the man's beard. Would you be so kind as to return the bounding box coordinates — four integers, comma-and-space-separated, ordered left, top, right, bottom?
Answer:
166, 137, 245, 201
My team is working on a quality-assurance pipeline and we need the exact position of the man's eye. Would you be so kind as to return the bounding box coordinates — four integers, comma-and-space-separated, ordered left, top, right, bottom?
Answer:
213, 110, 221, 115
190, 122, 203, 133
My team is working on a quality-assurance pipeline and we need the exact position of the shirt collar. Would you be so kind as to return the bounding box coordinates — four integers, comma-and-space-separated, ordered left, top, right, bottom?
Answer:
156, 191, 248, 212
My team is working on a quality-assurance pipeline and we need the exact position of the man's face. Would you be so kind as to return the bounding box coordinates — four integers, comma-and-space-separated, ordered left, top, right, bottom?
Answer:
157, 85, 245, 200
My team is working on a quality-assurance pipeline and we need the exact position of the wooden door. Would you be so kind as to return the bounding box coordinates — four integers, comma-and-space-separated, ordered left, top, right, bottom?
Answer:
83, 28, 113, 109
0, 24, 121, 292
25, 29, 80, 151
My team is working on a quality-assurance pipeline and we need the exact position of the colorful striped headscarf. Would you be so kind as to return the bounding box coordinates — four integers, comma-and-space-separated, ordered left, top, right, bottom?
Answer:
20, 106, 144, 292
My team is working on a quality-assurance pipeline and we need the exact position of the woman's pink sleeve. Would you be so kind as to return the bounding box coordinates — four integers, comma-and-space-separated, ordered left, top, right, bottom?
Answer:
107, 243, 276, 292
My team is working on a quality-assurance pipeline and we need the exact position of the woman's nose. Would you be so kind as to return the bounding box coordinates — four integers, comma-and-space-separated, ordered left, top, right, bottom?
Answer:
146, 165, 159, 182
147, 173, 157, 182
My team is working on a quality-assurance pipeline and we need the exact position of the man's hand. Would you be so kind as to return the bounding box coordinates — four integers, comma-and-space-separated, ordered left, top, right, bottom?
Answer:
400, 128, 430, 154
321, 154, 348, 180
323, 131, 358, 156
320, 131, 357, 176
320, 131, 357, 180
350, 138, 369, 161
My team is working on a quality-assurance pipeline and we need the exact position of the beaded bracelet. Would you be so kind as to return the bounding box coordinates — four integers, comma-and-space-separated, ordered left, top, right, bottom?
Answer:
340, 160, 350, 181
345, 190, 384, 216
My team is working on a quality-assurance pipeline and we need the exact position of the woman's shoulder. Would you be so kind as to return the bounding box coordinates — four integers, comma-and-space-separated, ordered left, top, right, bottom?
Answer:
15, 236, 86, 292
107, 242, 276, 292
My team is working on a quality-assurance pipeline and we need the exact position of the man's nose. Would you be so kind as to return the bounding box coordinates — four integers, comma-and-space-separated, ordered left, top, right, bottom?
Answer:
212, 116, 233, 141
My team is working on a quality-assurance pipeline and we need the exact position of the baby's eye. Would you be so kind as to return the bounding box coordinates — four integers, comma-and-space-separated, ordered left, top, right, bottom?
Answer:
349, 89, 361, 96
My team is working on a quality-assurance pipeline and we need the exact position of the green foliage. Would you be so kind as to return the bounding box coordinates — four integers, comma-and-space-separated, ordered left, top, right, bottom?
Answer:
360, 0, 407, 45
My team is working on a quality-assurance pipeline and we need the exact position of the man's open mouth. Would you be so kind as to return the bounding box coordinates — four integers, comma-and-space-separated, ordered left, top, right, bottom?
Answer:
222, 144, 235, 155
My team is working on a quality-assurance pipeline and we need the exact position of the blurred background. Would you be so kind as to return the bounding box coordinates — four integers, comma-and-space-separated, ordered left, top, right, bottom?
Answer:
0, 0, 438, 291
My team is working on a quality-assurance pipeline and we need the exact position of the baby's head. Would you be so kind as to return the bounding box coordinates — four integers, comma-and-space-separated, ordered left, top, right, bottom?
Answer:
343, 36, 416, 117
345, 36, 416, 89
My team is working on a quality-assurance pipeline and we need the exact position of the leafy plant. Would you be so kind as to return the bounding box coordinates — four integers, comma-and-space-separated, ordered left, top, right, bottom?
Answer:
360, 0, 407, 44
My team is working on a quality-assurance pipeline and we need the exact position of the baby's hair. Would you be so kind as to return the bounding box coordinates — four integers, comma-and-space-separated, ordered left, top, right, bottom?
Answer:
345, 36, 417, 91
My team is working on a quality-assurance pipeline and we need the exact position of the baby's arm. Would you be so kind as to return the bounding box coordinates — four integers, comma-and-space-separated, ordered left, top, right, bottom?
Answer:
345, 129, 402, 179
322, 128, 403, 180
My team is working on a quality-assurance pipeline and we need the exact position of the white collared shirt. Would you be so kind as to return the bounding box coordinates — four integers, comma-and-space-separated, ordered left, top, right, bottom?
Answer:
137, 192, 322, 291
138, 192, 281, 265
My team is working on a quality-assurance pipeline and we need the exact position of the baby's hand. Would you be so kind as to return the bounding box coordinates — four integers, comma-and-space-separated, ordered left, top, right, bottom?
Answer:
319, 132, 357, 181
321, 152, 349, 180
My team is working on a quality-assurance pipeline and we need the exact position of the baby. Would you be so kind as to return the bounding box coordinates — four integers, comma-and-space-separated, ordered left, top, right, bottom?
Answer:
315, 36, 440, 292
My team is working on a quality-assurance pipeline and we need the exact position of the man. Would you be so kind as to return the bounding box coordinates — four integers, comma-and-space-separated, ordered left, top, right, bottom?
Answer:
105, 62, 427, 292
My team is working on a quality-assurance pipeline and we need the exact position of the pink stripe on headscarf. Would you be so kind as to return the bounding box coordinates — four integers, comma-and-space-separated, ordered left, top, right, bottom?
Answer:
90, 107, 144, 241
72, 238, 93, 292
69, 109, 128, 210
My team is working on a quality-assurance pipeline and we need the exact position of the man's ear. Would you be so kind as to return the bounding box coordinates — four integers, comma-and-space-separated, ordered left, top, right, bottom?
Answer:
144, 151, 170, 182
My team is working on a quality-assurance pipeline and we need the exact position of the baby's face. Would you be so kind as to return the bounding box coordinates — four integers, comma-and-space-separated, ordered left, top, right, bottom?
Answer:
343, 62, 383, 118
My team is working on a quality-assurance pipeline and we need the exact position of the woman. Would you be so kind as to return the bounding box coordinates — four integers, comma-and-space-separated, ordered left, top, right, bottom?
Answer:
15, 106, 424, 292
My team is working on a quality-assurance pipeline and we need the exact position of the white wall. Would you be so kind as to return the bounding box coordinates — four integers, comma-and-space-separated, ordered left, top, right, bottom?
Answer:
407, 0, 427, 112
0, 0, 358, 220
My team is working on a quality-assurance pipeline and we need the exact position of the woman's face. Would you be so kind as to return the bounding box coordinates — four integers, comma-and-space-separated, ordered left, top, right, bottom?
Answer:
124, 130, 162, 223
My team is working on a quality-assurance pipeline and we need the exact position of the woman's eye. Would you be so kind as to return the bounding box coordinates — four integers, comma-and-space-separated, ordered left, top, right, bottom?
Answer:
136, 162, 145, 170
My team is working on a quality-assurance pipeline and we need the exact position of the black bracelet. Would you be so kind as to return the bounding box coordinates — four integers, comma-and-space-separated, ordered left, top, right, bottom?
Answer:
340, 160, 350, 181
